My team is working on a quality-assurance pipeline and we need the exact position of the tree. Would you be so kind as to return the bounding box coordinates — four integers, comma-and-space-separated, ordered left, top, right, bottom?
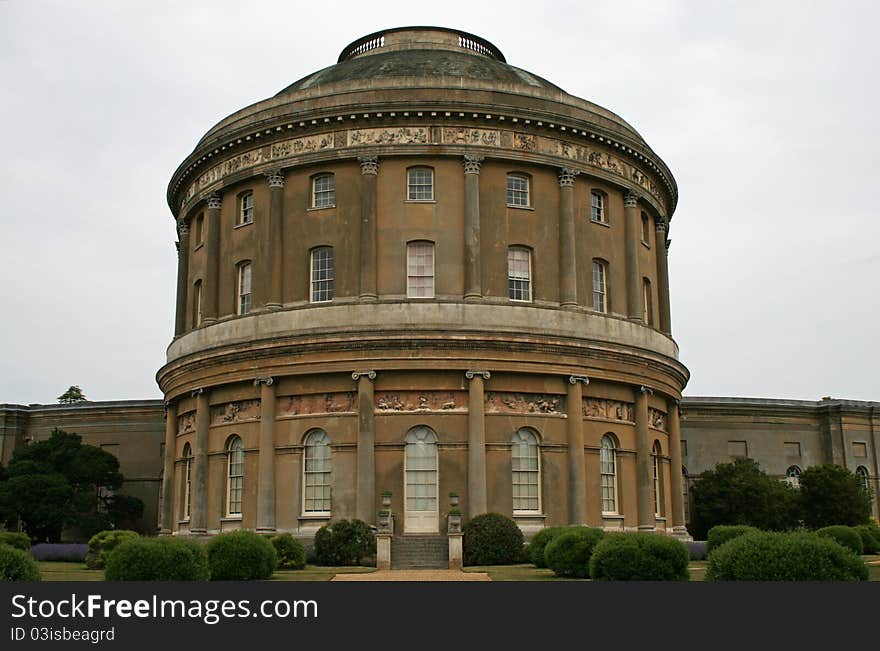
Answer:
798, 464, 872, 529
690, 458, 800, 539
57, 385, 87, 403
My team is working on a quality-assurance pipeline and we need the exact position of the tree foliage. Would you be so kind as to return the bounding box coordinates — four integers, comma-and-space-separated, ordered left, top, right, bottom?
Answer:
57, 386, 87, 404
799, 464, 872, 529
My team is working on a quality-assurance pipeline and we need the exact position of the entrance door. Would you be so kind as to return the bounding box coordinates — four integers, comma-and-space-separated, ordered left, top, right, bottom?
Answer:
404, 426, 439, 533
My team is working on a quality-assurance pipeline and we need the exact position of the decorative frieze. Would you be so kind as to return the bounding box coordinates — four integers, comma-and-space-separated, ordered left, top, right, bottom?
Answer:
277, 392, 357, 417
443, 127, 499, 146
375, 391, 466, 412
486, 392, 563, 415
582, 398, 635, 423
350, 127, 429, 145
210, 399, 260, 425
177, 411, 196, 434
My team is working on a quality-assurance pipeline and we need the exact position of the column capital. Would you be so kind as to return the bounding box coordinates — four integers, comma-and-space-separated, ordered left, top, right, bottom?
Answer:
352, 370, 377, 381
465, 370, 491, 380
568, 375, 590, 385
462, 155, 484, 175
655, 217, 667, 234
358, 155, 379, 175
203, 191, 222, 209
265, 169, 285, 188
191, 387, 204, 397
176, 218, 189, 236
639, 385, 654, 395
665, 238, 672, 251
254, 377, 275, 386
558, 167, 579, 187
624, 191, 640, 208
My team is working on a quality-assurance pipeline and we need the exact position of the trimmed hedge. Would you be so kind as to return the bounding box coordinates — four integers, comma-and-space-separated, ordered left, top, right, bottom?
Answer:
206, 530, 277, 580
528, 526, 568, 568
854, 525, 879, 555
86, 530, 140, 569
589, 533, 690, 581
270, 533, 307, 570
706, 525, 760, 554
0, 532, 31, 552
0, 545, 41, 581
544, 528, 605, 578
816, 526, 864, 556
706, 531, 868, 581
314, 520, 376, 566
105, 538, 210, 581
462, 513, 524, 566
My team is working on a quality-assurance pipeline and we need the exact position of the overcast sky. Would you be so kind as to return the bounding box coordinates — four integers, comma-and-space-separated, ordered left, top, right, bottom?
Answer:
1, 0, 877, 405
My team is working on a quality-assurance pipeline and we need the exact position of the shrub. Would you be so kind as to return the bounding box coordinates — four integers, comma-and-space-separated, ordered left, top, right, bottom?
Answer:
706, 525, 760, 554
799, 464, 873, 529
528, 526, 567, 568
706, 531, 868, 581
590, 534, 689, 581
0, 545, 41, 581
0, 532, 31, 551
206, 530, 277, 580
104, 537, 209, 581
86, 530, 140, 569
816, 526, 864, 556
29, 543, 88, 562
854, 525, 880, 555
314, 520, 376, 566
544, 528, 605, 578
685, 541, 708, 561
270, 533, 307, 570
462, 513, 524, 566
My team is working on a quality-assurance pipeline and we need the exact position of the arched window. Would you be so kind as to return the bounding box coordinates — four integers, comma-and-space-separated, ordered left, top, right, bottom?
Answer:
643, 278, 653, 325
238, 191, 254, 225
785, 465, 802, 488
236, 261, 252, 315
182, 443, 193, 520
192, 280, 203, 327
406, 241, 435, 298
405, 426, 438, 515
506, 173, 530, 207
600, 434, 618, 514
310, 246, 334, 303
311, 173, 335, 208
592, 259, 608, 313
507, 246, 532, 302
226, 436, 243, 517
303, 430, 332, 514
856, 466, 870, 494
512, 428, 540, 513
652, 440, 664, 516
590, 190, 607, 223
407, 167, 434, 201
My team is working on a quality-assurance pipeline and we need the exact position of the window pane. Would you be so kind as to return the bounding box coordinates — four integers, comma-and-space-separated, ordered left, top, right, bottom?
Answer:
238, 264, 252, 315
240, 193, 254, 224
591, 192, 605, 222
311, 247, 334, 302
512, 429, 540, 512
506, 175, 529, 206
407, 168, 434, 201
312, 174, 335, 208
592, 261, 607, 313
507, 247, 531, 302
407, 242, 435, 298
304, 431, 332, 513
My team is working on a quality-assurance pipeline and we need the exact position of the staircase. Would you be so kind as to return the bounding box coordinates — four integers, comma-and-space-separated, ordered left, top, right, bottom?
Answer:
390, 534, 448, 569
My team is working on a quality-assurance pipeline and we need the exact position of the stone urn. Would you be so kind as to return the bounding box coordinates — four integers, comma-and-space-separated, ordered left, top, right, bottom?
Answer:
381, 492, 392, 508
449, 492, 460, 508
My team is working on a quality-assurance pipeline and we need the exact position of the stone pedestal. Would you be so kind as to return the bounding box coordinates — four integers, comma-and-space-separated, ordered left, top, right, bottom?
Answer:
376, 534, 392, 570
448, 533, 463, 570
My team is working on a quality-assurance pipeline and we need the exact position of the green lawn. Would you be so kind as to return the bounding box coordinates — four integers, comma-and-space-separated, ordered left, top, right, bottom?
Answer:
464, 564, 586, 581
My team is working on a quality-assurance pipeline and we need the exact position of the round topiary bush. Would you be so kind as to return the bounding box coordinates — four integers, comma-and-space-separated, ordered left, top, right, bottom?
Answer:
528, 526, 567, 568
270, 533, 307, 570
705, 531, 868, 581
206, 530, 277, 580
462, 513, 524, 566
816, 525, 864, 556
590, 533, 690, 581
706, 525, 761, 554
313, 519, 376, 566
86, 530, 140, 569
544, 527, 605, 578
104, 537, 210, 581
0, 545, 41, 581
854, 525, 879, 555
0, 532, 31, 552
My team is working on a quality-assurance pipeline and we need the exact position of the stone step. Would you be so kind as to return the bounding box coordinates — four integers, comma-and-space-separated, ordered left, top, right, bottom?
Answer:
390, 535, 449, 569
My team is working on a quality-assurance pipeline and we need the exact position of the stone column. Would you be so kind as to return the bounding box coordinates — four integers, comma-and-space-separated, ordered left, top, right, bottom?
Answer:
174, 220, 190, 336
667, 398, 688, 538
190, 388, 209, 535
635, 385, 654, 532
202, 192, 222, 324
463, 155, 484, 300
558, 168, 579, 307
358, 156, 379, 300
655, 218, 672, 335
567, 376, 589, 524
353, 371, 377, 523
265, 171, 285, 310
466, 370, 490, 518
624, 191, 642, 320
255, 377, 276, 532
159, 400, 177, 534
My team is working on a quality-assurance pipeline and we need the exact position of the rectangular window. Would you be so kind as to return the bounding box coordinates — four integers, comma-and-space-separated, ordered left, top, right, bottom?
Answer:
310, 247, 334, 303
727, 440, 748, 458
643, 279, 653, 325
227, 456, 243, 516
592, 260, 607, 313
507, 247, 532, 302
304, 439, 332, 514
407, 242, 435, 298
193, 281, 202, 327
312, 174, 335, 208
784, 441, 801, 456
237, 263, 252, 315
641, 213, 651, 245
407, 168, 434, 201
853, 442, 868, 458
506, 174, 530, 207
512, 433, 540, 513
238, 192, 254, 225
183, 456, 192, 519
194, 213, 204, 245
591, 191, 606, 223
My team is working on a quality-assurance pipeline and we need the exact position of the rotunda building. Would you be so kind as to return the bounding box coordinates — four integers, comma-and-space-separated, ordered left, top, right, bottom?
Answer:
157, 27, 690, 541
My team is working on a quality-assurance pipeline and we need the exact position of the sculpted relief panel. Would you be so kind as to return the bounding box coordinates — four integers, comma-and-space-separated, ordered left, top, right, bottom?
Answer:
582, 398, 634, 423
178, 412, 196, 435
486, 392, 563, 415
277, 392, 357, 417
649, 408, 667, 431
375, 391, 466, 412
210, 400, 261, 426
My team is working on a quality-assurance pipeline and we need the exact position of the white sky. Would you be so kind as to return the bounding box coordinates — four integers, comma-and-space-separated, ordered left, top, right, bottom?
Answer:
1, 0, 877, 404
